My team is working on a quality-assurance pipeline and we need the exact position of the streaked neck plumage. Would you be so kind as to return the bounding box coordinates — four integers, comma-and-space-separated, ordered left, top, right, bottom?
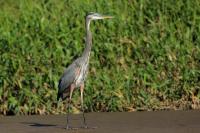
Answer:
82, 18, 92, 62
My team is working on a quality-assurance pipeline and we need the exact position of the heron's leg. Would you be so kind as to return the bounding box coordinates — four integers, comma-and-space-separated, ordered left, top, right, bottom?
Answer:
66, 84, 75, 129
80, 83, 87, 128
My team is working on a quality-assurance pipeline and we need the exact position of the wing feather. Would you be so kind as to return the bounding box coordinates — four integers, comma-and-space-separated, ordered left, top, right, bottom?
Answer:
57, 58, 81, 100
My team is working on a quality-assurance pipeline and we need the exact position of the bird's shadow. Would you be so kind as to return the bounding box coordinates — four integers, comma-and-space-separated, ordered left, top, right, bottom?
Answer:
21, 122, 98, 130
21, 122, 57, 128
21, 122, 75, 129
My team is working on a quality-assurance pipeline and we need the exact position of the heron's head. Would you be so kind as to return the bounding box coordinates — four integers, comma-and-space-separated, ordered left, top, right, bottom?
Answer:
86, 12, 113, 21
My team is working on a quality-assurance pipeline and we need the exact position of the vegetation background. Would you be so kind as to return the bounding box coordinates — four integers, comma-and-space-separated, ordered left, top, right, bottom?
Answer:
0, 0, 200, 115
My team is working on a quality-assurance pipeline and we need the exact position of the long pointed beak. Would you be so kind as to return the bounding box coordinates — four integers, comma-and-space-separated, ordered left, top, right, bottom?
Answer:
102, 15, 113, 19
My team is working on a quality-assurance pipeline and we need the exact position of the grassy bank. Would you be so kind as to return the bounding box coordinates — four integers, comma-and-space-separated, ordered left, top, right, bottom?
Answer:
0, 0, 200, 115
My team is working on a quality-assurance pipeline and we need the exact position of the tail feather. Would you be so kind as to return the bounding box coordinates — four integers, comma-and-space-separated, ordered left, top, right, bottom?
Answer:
57, 78, 70, 101
57, 93, 62, 101
57, 89, 70, 101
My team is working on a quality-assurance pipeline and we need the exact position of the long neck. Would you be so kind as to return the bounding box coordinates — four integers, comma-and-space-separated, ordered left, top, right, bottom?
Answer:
82, 19, 92, 60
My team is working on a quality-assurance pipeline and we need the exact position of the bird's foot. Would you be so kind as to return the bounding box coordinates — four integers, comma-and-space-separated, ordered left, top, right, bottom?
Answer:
65, 125, 78, 130
82, 125, 88, 129
65, 125, 71, 130
81, 124, 97, 129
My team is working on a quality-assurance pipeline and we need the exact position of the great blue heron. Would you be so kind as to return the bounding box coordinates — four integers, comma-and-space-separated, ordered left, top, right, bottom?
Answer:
57, 12, 112, 129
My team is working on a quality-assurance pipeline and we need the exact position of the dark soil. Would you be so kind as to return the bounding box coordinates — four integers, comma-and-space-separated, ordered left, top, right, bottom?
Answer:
0, 110, 200, 133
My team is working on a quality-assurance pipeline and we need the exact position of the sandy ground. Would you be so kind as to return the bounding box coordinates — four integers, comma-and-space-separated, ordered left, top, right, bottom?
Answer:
0, 110, 200, 133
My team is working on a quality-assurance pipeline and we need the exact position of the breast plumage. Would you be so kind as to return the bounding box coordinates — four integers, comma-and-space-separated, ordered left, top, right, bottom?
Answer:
74, 61, 89, 87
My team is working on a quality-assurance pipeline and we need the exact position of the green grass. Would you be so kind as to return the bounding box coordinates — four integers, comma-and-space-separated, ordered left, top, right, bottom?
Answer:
0, 0, 200, 115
